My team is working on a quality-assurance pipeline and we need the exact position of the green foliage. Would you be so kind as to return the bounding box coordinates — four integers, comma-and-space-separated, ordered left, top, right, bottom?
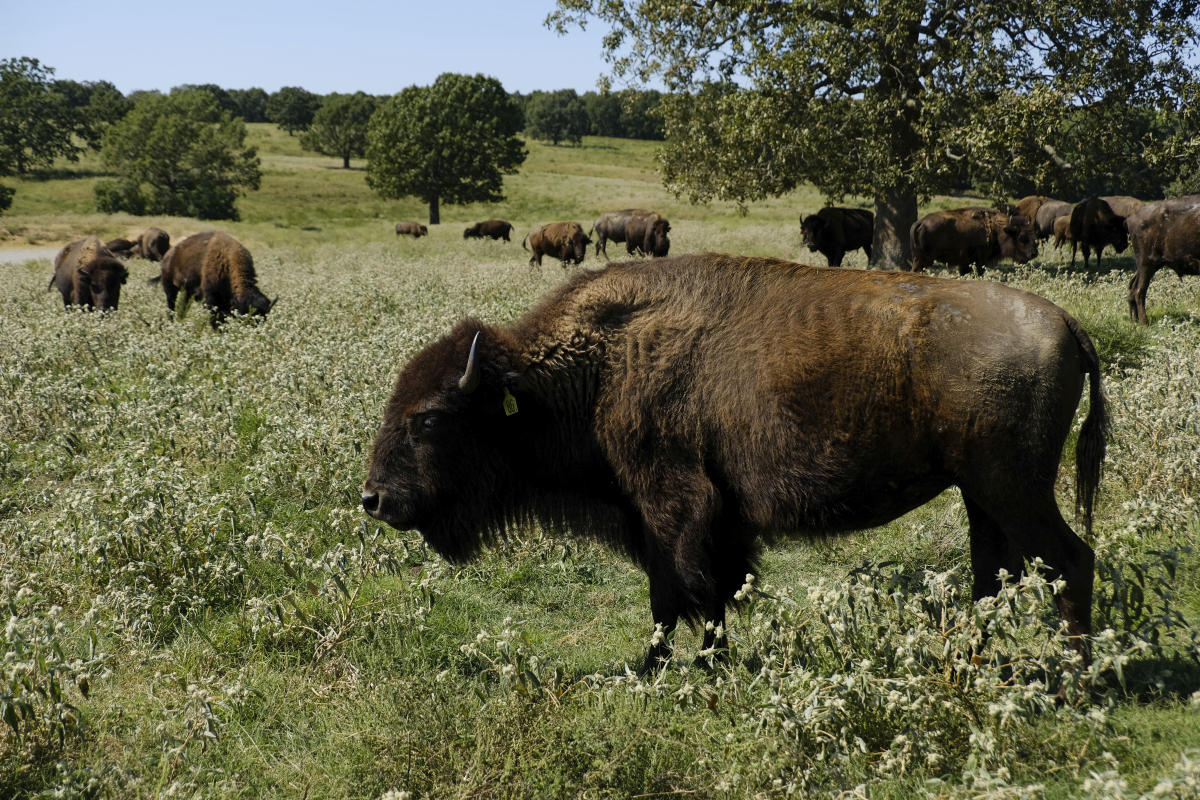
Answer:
525, 89, 589, 146
94, 90, 261, 220
228, 87, 269, 123
266, 86, 320, 135
366, 73, 526, 224
0, 57, 83, 175
0, 183, 12, 214
299, 92, 378, 168
51, 79, 131, 152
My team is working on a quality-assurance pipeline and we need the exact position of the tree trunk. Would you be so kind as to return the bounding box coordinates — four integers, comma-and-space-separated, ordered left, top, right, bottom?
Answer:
870, 189, 918, 270
428, 196, 440, 226
343, 154, 351, 169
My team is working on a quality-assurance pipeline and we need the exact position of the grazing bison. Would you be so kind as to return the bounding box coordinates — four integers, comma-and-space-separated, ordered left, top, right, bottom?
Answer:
1125, 195, 1200, 324
49, 236, 129, 311
395, 222, 428, 238
800, 207, 874, 266
591, 209, 659, 259
909, 207, 1037, 274
104, 237, 138, 259
362, 253, 1107, 670
624, 212, 671, 257
157, 231, 273, 328
1034, 199, 1073, 240
463, 220, 514, 241
134, 227, 171, 261
1068, 197, 1128, 269
522, 222, 591, 268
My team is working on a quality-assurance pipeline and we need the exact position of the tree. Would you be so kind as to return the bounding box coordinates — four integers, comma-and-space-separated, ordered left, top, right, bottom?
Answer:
53, 78, 132, 150
583, 91, 623, 136
0, 57, 82, 174
525, 89, 590, 145
266, 86, 321, 135
0, 183, 13, 214
229, 88, 270, 123
300, 92, 378, 168
94, 89, 261, 220
366, 73, 526, 225
550, 1, 1200, 269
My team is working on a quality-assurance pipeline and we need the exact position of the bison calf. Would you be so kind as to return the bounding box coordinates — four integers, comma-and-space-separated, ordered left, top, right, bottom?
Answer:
363, 253, 1106, 672
157, 231, 273, 328
50, 236, 129, 311
522, 222, 591, 268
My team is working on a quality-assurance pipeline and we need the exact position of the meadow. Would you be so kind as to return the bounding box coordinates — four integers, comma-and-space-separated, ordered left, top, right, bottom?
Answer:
2, 128, 1200, 799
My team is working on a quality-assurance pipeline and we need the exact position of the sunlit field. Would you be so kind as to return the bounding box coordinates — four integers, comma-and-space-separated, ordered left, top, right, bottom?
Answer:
2, 132, 1200, 798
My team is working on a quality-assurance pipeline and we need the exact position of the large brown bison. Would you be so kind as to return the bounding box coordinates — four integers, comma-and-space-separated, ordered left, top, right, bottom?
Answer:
909, 207, 1037, 274
1068, 197, 1128, 269
1014, 195, 1053, 223
49, 236, 129, 311
362, 253, 1107, 670
1125, 195, 1200, 324
1034, 199, 1073, 240
463, 220, 514, 241
156, 231, 273, 328
522, 222, 591, 268
800, 207, 874, 266
623, 212, 671, 257
395, 222, 428, 237
590, 209, 660, 259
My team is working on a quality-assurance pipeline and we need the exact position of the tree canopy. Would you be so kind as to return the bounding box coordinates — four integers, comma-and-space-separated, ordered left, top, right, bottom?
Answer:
267, 86, 321, 135
94, 89, 261, 220
550, 0, 1200, 268
0, 57, 84, 175
301, 92, 379, 168
366, 73, 526, 225
525, 89, 590, 145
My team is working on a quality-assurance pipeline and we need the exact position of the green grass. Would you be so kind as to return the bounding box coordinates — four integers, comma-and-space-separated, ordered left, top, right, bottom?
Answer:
1, 127, 1199, 799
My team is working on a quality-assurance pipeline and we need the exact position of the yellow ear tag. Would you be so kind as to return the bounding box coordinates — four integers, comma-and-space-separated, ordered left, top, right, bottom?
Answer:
502, 388, 519, 416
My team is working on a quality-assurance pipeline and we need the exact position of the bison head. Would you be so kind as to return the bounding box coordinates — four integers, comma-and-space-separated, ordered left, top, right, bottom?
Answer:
646, 218, 671, 257
78, 257, 128, 311
1000, 215, 1038, 265
236, 289, 275, 319
800, 214, 825, 250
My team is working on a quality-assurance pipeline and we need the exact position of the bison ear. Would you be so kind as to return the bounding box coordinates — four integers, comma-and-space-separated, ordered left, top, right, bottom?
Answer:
459, 331, 482, 394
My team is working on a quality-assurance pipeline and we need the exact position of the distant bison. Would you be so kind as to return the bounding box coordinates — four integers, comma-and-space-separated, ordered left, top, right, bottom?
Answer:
104, 237, 138, 259
624, 212, 671, 257
1014, 195, 1054, 225
522, 222, 591, 268
157, 231, 274, 328
395, 222, 428, 238
49, 236, 129, 311
590, 209, 660, 259
135, 227, 171, 261
1034, 199, 1073, 240
1053, 215, 1073, 251
1125, 195, 1200, 324
1068, 197, 1128, 269
909, 207, 1037, 274
463, 220, 514, 241
800, 207, 874, 266
362, 253, 1106, 671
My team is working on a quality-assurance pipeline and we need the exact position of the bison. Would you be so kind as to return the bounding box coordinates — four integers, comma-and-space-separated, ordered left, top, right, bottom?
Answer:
1125, 195, 1200, 324
156, 231, 273, 328
522, 222, 591, 268
362, 253, 1107, 671
49, 236, 129, 311
395, 222, 428, 238
104, 237, 138, 259
463, 220, 514, 241
1053, 215, 1073, 251
623, 212, 671, 258
1068, 197, 1128, 269
1100, 195, 1145, 220
1013, 195, 1053, 224
590, 209, 660, 259
1034, 199, 1073, 240
135, 227, 171, 261
800, 207, 874, 266
909, 207, 1037, 274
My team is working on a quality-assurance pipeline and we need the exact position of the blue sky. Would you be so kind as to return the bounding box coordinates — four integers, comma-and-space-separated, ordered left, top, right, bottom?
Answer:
1, 0, 621, 95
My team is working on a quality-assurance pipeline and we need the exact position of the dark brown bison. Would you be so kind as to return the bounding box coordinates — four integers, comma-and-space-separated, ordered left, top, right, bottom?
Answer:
590, 209, 659, 259
395, 222, 428, 237
1034, 199, 1073, 240
522, 222, 591, 268
463, 220, 514, 241
362, 253, 1106, 670
800, 207, 874, 266
1068, 197, 1128, 269
134, 227, 171, 261
104, 237, 138, 259
909, 207, 1037, 274
1125, 195, 1200, 324
623, 212, 671, 257
49, 236, 129, 311
157, 231, 273, 328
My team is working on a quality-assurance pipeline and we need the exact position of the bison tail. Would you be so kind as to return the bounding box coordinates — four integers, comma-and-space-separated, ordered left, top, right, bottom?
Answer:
147, 274, 162, 285
1067, 316, 1108, 539
908, 221, 925, 271
521, 234, 529, 251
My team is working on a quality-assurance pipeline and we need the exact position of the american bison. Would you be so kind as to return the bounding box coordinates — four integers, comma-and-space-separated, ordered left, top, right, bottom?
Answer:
104, 237, 138, 259
362, 253, 1106, 670
1125, 195, 1200, 324
1068, 197, 1128, 269
1034, 199, 1073, 240
522, 222, 591, 268
157, 231, 274, 328
909, 207, 1037, 274
463, 220, 514, 241
590, 209, 660, 259
1053, 215, 1073, 251
134, 227, 171, 261
1014, 195, 1053, 224
1100, 195, 1145, 220
623, 212, 671, 258
800, 207, 874, 266
395, 222, 428, 238
49, 236, 129, 311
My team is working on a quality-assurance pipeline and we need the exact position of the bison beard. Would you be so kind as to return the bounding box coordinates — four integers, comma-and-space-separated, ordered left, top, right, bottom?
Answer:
363, 254, 1107, 671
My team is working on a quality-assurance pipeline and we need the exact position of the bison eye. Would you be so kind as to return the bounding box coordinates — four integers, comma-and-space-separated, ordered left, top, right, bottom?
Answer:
415, 412, 445, 439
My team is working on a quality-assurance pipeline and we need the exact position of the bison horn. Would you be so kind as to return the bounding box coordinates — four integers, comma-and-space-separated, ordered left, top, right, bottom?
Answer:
459, 331, 481, 394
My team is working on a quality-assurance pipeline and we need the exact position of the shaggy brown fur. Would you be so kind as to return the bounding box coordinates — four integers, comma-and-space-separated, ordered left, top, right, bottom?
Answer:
1053, 215, 1073, 250
1068, 197, 1128, 269
1034, 199, 1073, 240
800, 207, 874, 266
1014, 195, 1052, 222
135, 227, 171, 261
1100, 195, 1145, 219
50, 236, 128, 311
590, 209, 660, 259
157, 231, 272, 328
1125, 195, 1200, 324
363, 253, 1107, 670
522, 222, 591, 268
623, 212, 671, 257
910, 207, 1037, 274
394, 222, 428, 237
463, 220, 514, 241
104, 237, 138, 259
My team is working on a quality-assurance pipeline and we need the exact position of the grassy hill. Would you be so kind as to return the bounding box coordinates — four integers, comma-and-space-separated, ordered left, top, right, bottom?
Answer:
1, 128, 1199, 799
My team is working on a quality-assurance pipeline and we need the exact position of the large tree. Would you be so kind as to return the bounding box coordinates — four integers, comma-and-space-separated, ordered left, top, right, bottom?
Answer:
525, 89, 590, 145
300, 92, 378, 168
266, 86, 321, 135
550, 1, 1200, 269
53, 78, 131, 151
366, 73, 526, 225
94, 89, 261, 220
0, 57, 82, 175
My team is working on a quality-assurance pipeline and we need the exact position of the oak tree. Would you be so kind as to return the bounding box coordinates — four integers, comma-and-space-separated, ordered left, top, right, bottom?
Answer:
301, 92, 378, 168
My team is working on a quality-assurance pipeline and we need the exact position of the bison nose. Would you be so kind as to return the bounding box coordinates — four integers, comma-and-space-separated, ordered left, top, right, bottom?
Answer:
361, 491, 380, 514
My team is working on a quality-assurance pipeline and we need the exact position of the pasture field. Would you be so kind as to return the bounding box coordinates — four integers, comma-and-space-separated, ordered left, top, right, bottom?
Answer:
2, 132, 1200, 798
